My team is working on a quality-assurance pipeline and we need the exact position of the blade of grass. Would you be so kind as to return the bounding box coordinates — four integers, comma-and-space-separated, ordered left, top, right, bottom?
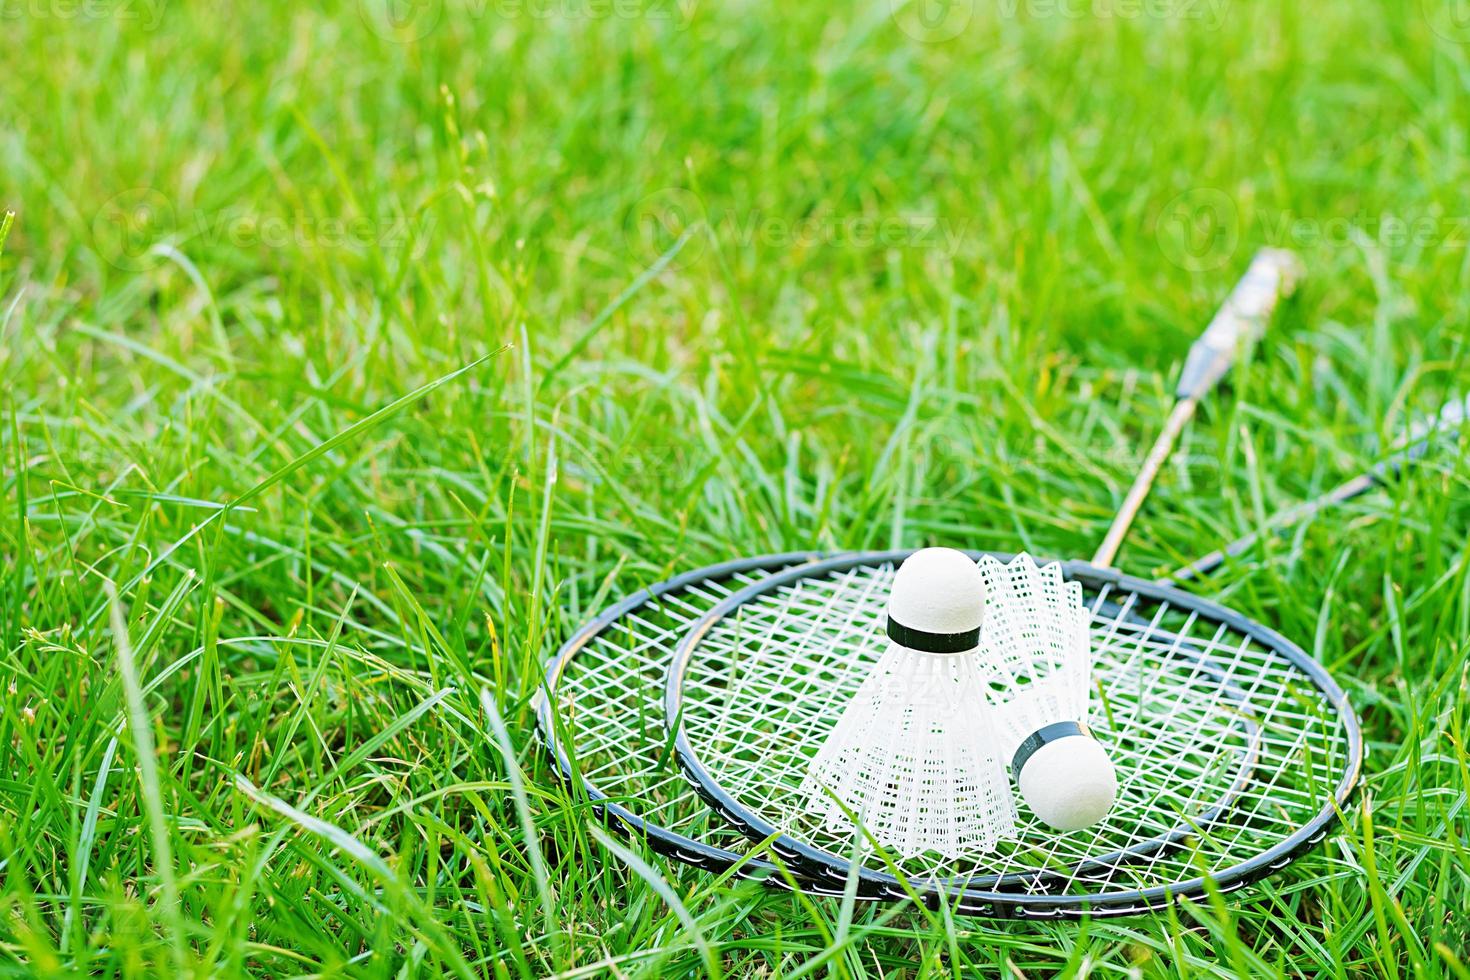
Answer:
109, 584, 186, 973
586, 823, 721, 980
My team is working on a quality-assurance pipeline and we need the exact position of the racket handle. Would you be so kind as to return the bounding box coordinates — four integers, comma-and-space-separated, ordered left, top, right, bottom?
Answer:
1175, 248, 1304, 400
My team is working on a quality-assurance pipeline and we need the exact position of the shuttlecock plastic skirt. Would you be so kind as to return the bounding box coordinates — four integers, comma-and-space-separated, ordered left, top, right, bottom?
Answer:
800, 642, 1017, 859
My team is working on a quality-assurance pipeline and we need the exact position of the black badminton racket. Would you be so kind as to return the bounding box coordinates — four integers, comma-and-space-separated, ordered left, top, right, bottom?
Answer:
652, 252, 1353, 915
535, 391, 1460, 908
537, 251, 1363, 915
662, 551, 1358, 917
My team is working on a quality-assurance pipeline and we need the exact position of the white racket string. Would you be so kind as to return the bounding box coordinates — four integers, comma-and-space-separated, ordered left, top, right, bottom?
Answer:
539, 562, 819, 870
669, 560, 1353, 900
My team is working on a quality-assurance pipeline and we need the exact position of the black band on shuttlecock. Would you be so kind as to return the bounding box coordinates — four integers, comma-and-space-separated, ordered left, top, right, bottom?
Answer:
885, 615, 981, 653
1011, 721, 1093, 778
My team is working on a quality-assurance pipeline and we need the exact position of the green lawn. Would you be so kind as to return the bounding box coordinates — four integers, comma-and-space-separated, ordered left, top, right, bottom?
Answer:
3, 0, 1470, 975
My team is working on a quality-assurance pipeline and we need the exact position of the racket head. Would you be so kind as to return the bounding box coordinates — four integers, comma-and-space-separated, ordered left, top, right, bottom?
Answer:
664, 550, 1363, 918
534, 552, 882, 897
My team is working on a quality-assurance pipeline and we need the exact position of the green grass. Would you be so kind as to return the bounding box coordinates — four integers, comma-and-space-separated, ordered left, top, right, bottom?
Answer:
3, 0, 1470, 975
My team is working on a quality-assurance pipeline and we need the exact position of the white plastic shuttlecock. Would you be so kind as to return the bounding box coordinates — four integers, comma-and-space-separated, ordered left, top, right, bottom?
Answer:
800, 547, 1017, 859
976, 553, 1117, 832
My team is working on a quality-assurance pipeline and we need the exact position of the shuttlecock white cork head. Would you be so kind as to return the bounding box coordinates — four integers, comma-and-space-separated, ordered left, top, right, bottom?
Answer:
886, 547, 986, 652
1013, 724, 1118, 832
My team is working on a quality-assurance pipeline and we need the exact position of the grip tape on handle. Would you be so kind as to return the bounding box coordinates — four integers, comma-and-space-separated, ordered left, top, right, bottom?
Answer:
1175, 248, 1304, 399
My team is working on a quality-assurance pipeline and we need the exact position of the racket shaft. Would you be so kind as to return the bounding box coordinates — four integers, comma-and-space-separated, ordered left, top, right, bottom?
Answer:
1093, 250, 1304, 568
1092, 400, 1196, 568
1170, 473, 1376, 583
1172, 393, 1470, 581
